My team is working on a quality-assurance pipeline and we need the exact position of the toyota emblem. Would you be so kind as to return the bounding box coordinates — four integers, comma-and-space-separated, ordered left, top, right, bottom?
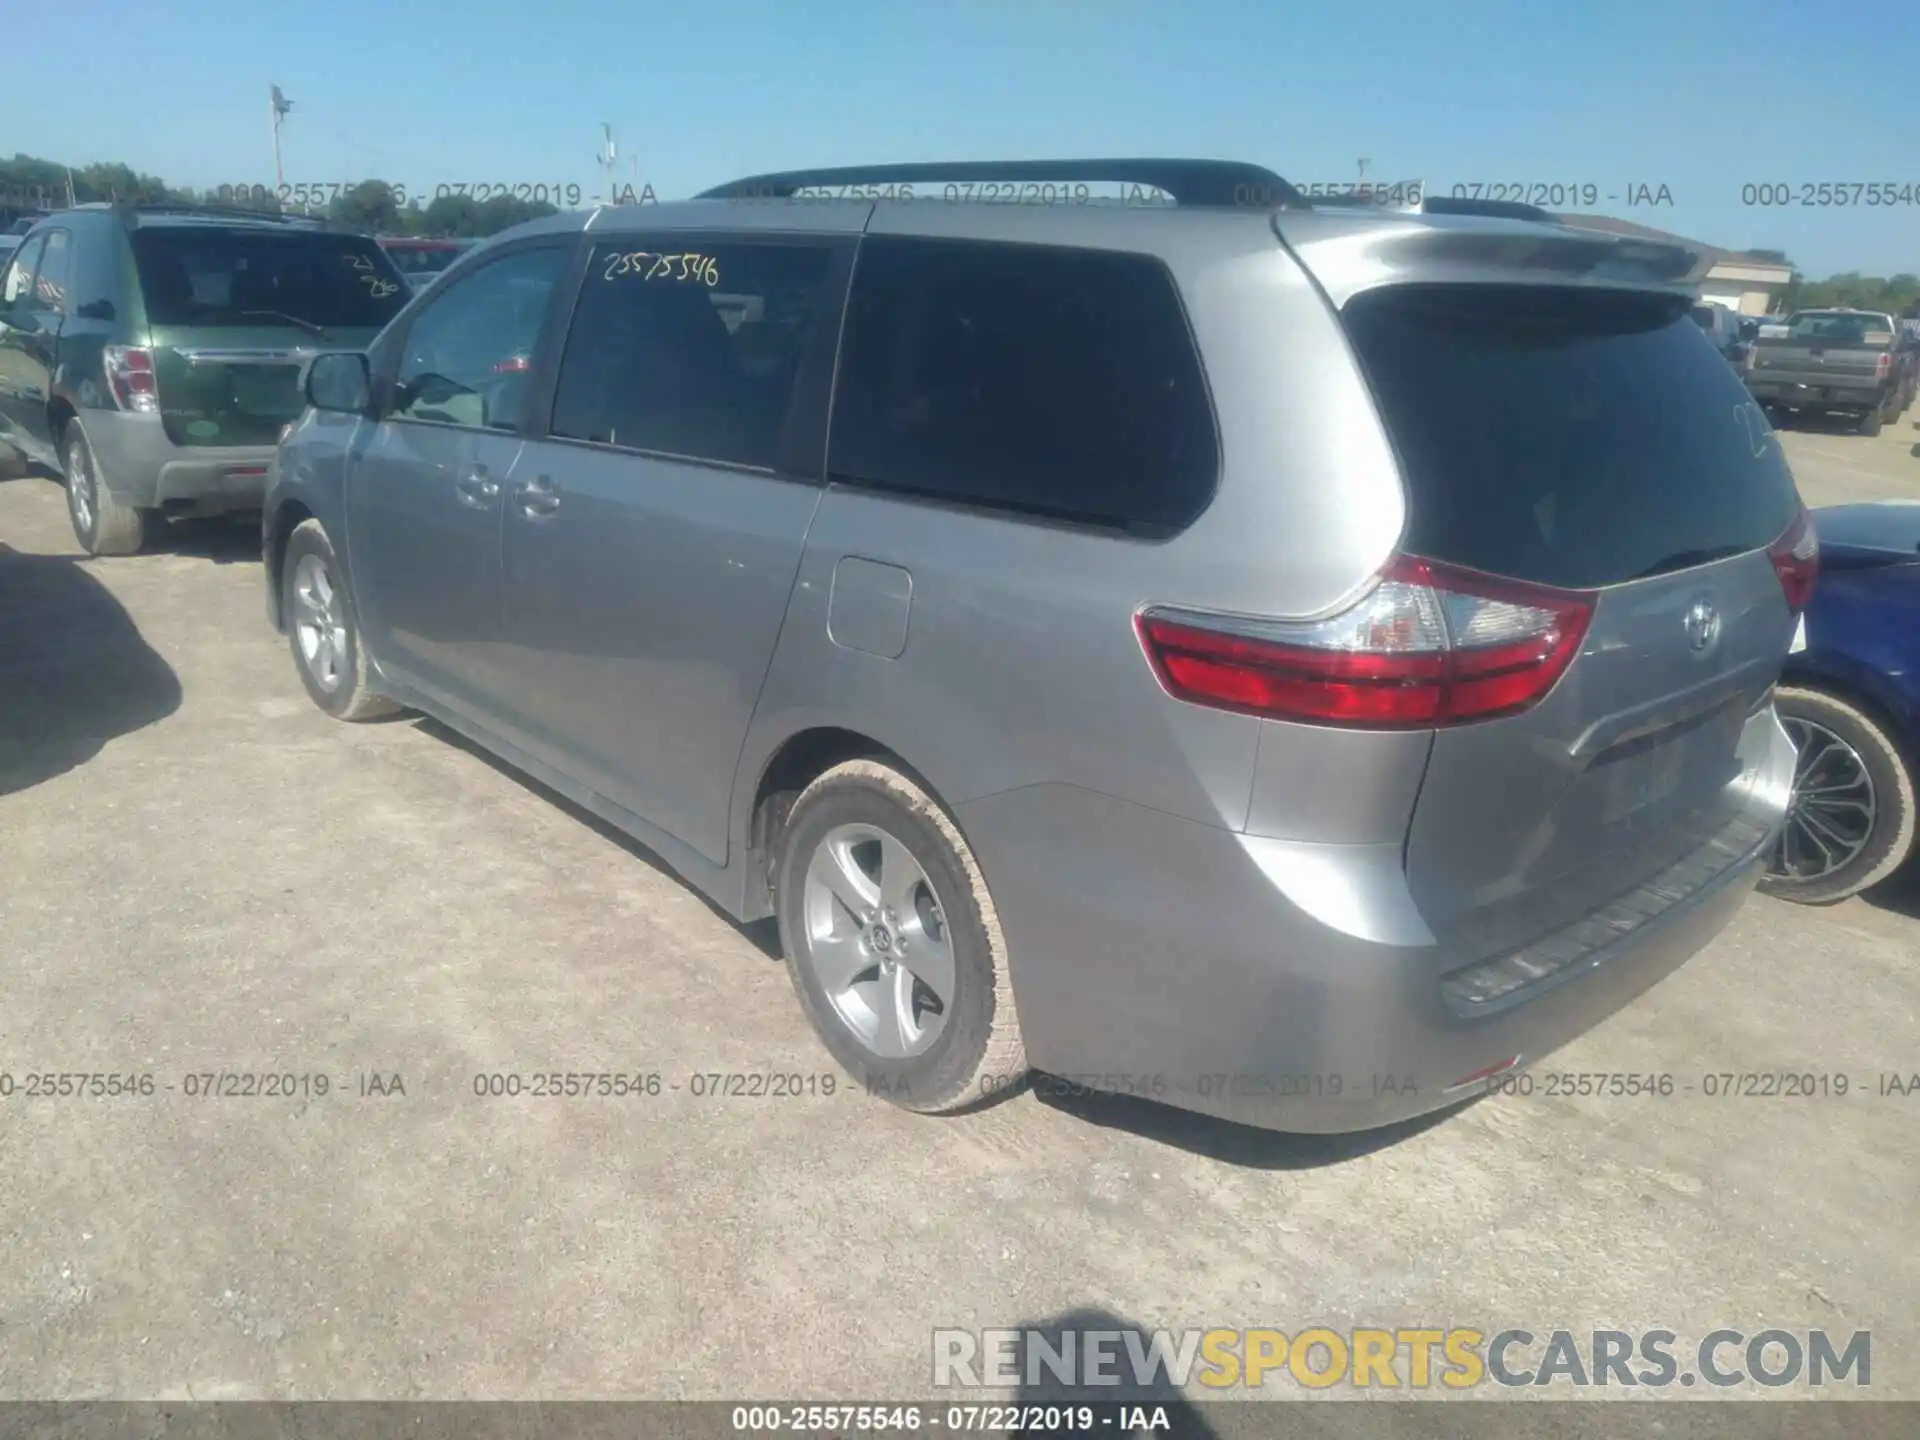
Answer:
1683, 597, 1721, 653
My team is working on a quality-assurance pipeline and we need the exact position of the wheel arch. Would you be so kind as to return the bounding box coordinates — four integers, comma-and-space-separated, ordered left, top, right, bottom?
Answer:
737, 724, 959, 922
264, 499, 318, 632
1779, 658, 1920, 775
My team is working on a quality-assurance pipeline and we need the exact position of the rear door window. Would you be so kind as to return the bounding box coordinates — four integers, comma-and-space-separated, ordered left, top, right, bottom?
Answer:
548, 238, 840, 471
1, 233, 46, 311
1341, 284, 1800, 590
828, 236, 1218, 532
29, 228, 73, 315
130, 227, 410, 330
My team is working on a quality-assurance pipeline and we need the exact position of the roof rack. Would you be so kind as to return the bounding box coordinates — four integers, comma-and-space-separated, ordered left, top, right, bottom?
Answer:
73, 199, 327, 227
697, 159, 1309, 209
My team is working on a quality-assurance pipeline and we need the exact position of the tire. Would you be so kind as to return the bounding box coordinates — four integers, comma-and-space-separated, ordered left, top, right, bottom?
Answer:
1857, 410, 1883, 437
63, 423, 148, 556
281, 519, 400, 721
774, 758, 1028, 1113
1760, 686, 1917, 905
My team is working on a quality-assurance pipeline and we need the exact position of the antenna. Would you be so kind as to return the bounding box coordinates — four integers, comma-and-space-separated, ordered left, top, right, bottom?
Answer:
1357, 156, 1371, 181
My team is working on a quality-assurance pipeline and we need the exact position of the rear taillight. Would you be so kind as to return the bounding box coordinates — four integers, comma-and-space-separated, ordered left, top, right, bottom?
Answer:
103, 346, 159, 413
1768, 506, 1819, 614
1136, 555, 1595, 730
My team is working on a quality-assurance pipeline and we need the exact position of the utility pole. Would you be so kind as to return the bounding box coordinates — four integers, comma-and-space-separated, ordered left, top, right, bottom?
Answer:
271, 85, 293, 197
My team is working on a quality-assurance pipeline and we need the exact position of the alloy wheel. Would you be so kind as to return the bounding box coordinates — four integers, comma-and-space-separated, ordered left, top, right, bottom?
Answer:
292, 552, 350, 694
1768, 717, 1877, 880
66, 440, 94, 537
798, 822, 956, 1059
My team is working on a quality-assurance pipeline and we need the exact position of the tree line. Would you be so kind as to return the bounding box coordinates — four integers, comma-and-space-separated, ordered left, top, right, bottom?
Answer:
1730, 251, 1918, 317
2, 155, 560, 238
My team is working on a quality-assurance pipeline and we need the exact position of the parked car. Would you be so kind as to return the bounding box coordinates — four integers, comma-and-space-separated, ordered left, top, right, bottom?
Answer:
1763, 502, 1920, 904
1746, 307, 1911, 434
1691, 302, 1752, 369
266, 158, 1805, 1135
0, 202, 410, 555
376, 236, 476, 292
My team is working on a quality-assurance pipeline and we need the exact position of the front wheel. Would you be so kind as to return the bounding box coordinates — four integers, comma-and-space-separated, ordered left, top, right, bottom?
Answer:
281, 519, 401, 721
774, 758, 1028, 1113
1760, 686, 1917, 904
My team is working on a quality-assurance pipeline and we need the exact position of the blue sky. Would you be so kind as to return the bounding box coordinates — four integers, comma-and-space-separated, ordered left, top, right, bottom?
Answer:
14, 0, 1918, 277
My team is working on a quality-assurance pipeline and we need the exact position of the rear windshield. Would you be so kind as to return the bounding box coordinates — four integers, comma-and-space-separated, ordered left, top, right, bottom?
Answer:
1342, 284, 1800, 590
131, 227, 410, 330
1785, 312, 1890, 345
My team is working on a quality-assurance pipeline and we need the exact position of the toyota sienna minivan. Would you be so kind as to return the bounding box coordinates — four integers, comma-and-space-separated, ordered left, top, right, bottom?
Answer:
264, 160, 1809, 1133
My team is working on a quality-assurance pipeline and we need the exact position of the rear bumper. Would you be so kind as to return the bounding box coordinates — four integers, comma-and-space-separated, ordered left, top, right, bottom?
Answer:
78, 409, 275, 513
957, 716, 1792, 1136
1747, 376, 1890, 411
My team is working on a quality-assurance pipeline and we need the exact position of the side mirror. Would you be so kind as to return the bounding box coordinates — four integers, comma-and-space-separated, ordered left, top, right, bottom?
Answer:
302, 350, 372, 413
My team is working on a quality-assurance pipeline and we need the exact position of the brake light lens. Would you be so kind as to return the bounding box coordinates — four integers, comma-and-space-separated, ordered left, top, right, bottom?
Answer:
103, 346, 159, 413
1136, 556, 1595, 730
1875, 352, 1893, 382
1767, 506, 1819, 614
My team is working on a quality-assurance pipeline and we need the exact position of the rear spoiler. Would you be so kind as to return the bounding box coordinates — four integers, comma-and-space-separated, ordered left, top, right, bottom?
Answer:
1280, 215, 1705, 306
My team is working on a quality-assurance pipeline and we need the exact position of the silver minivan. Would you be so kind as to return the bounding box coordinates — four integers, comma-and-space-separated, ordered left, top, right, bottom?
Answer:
265, 160, 1809, 1133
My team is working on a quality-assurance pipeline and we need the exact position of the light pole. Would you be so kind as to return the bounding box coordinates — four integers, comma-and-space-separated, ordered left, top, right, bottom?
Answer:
271, 85, 293, 198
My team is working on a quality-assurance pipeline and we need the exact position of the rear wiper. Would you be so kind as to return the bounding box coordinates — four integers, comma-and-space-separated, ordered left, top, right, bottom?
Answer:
238, 308, 331, 340
1630, 545, 1746, 580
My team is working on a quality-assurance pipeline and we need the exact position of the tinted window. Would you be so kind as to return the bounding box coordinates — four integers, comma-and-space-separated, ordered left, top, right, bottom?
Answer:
549, 239, 836, 470
29, 228, 72, 314
829, 237, 1217, 532
1342, 284, 1800, 590
1, 233, 46, 310
1786, 312, 1888, 344
130, 227, 410, 330
385, 243, 467, 276
393, 245, 567, 430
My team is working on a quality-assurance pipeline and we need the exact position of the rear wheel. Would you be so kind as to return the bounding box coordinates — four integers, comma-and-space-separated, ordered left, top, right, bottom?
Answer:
774, 758, 1027, 1113
1761, 686, 1917, 904
1857, 410, 1883, 437
63, 423, 148, 556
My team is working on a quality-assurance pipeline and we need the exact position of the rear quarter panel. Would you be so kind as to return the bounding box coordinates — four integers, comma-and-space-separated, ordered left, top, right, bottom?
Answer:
731, 207, 1412, 875
1787, 562, 1920, 755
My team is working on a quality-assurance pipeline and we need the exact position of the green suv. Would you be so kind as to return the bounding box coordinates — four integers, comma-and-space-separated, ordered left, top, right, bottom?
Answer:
0, 202, 410, 554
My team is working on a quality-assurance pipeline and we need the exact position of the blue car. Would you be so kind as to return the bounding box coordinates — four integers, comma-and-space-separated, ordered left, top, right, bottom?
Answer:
1764, 502, 1920, 902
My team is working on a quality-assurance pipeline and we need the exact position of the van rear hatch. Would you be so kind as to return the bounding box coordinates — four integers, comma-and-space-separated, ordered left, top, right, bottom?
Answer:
1339, 283, 1803, 987
130, 225, 409, 447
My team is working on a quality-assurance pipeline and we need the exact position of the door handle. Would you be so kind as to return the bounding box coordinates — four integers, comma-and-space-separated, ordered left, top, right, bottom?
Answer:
454, 468, 499, 507
514, 474, 561, 517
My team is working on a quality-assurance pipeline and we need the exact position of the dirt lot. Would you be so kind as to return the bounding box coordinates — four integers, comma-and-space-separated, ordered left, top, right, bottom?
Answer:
2, 421, 1917, 1408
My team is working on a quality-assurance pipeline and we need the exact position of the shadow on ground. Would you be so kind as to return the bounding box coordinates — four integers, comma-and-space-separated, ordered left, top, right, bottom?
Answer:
0, 542, 181, 796
160, 515, 262, 565
1862, 862, 1920, 921
1023, 1076, 1468, 1169
413, 714, 784, 959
